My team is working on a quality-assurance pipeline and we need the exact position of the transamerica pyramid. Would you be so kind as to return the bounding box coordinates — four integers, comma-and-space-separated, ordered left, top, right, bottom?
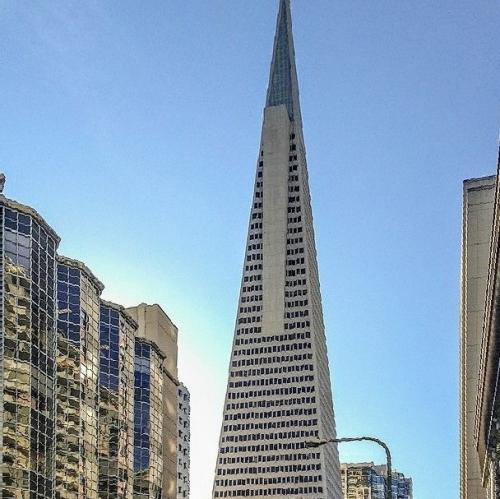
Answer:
213, 1, 342, 497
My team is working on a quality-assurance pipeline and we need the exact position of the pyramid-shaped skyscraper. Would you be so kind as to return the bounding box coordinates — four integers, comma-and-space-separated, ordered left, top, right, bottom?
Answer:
213, 1, 342, 497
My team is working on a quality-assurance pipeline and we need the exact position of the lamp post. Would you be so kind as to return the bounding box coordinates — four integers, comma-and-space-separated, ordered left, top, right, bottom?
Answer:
305, 436, 393, 499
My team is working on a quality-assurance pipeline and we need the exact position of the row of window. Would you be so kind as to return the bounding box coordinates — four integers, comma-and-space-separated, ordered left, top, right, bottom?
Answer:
230, 363, 314, 381
231, 352, 313, 368
218, 462, 322, 476
240, 294, 263, 304
224, 407, 317, 422
214, 485, 323, 497
234, 332, 310, 346
225, 396, 317, 411
229, 374, 314, 389
222, 429, 319, 444
219, 451, 320, 466
233, 342, 312, 357
227, 386, 315, 401
223, 417, 318, 433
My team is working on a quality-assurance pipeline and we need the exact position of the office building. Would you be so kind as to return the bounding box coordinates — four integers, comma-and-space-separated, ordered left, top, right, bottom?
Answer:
341, 463, 412, 499
98, 301, 136, 498
0, 195, 59, 498
0, 182, 188, 499
55, 256, 103, 498
177, 383, 190, 499
460, 176, 496, 499
127, 303, 181, 499
373, 466, 413, 499
212, 1, 342, 497
133, 338, 165, 499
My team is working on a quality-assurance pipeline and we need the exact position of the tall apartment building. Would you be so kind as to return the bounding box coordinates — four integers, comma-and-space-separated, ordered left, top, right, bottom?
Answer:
213, 1, 342, 497
460, 176, 496, 499
177, 383, 190, 499
0, 196, 59, 498
127, 303, 181, 499
98, 301, 136, 498
340, 463, 412, 499
55, 256, 103, 498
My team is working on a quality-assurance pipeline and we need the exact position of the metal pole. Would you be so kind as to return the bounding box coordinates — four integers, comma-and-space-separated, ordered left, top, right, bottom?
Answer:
305, 436, 392, 499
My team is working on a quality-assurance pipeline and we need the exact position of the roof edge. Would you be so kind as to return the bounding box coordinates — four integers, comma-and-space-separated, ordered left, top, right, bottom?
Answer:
0, 195, 61, 245
57, 254, 105, 293
101, 299, 138, 329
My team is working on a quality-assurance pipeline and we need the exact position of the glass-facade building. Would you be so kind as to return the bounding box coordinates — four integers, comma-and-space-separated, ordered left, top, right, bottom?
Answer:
133, 338, 164, 499
98, 301, 135, 499
0, 197, 59, 498
55, 256, 103, 498
0, 190, 188, 499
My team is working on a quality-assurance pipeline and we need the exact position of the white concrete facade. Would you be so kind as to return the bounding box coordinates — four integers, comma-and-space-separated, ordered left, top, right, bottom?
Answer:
460, 176, 496, 499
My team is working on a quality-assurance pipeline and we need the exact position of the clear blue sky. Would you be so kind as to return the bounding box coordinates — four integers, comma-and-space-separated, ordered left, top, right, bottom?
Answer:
2, 1, 499, 497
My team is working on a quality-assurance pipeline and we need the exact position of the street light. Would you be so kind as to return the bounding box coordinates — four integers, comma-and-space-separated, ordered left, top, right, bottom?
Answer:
305, 436, 393, 499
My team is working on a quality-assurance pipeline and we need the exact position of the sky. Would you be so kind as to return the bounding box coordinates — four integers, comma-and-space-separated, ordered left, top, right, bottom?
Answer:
1, 0, 499, 497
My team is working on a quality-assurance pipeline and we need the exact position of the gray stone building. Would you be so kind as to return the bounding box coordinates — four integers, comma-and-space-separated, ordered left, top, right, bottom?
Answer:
460, 175, 496, 499
212, 1, 342, 497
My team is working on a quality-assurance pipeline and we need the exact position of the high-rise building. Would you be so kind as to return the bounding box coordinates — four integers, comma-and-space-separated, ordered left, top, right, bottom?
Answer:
55, 256, 103, 498
0, 184, 188, 499
373, 466, 413, 499
475, 147, 500, 499
0, 196, 59, 498
127, 303, 181, 499
340, 463, 412, 499
98, 301, 136, 499
177, 383, 190, 499
133, 338, 165, 499
341, 463, 385, 499
212, 1, 342, 497
460, 176, 496, 499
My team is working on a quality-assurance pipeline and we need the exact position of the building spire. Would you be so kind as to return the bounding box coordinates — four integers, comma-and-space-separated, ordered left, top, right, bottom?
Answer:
266, 0, 302, 127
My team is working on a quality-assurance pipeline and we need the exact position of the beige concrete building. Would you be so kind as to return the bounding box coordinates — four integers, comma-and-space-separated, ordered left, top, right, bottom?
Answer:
460, 175, 496, 499
212, 1, 342, 497
127, 303, 180, 499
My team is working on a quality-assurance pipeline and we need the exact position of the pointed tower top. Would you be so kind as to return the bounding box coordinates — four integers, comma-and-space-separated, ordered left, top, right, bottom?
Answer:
266, 0, 302, 127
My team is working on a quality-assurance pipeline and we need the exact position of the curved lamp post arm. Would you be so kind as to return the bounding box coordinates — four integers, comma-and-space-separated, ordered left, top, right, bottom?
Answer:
305, 436, 392, 499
